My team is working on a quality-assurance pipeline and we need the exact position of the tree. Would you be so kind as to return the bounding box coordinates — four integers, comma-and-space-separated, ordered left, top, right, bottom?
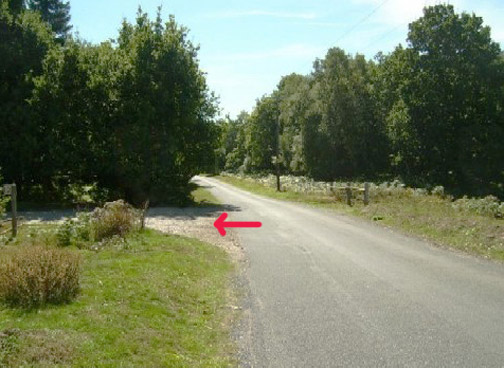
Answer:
5, 0, 23, 14
217, 112, 249, 172
380, 4, 504, 195
275, 73, 311, 174
246, 96, 280, 173
109, 8, 218, 203
28, 7, 219, 204
303, 48, 389, 180
0, 4, 54, 196
26, 0, 72, 39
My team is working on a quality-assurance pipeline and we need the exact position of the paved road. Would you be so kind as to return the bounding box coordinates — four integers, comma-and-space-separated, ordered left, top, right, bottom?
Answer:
195, 176, 504, 368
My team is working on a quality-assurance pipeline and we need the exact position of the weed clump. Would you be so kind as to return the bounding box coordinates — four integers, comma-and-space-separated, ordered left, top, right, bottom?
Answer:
90, 200, 140, 241
56, 200, 140, 247
0, 246, 81, 308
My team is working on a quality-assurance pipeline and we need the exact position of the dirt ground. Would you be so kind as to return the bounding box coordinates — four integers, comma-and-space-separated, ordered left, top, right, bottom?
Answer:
146, 206, 245, 263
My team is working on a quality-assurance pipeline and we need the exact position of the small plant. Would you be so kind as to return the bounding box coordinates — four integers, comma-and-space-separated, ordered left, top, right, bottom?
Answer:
56, 219, 75, 247
90, 200, 140, 241
0, 246, 81, 308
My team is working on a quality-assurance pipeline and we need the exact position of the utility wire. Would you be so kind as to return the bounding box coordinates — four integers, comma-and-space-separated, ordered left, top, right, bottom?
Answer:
361, 22, 406, 52
297, 0, 393, 73
296, 0, 398, 73
332, 0, 392, 45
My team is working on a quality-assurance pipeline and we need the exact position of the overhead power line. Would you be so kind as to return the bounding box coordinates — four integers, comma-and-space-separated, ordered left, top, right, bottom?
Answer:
361, 22, 406, 52
333, 0, 392, 45
296, 0, 393, 73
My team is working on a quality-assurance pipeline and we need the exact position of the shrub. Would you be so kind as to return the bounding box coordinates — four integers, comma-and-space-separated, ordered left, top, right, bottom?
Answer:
55, 200, 139, 248
0, 246, 81, 308
452, 195, 503, 218
90, 200, 140, 241
56, 219, 74, 247
56, 213, 92, 247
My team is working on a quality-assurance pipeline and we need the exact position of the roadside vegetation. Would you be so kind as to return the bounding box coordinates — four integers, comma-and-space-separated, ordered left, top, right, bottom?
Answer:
1, 0, 218, 206
213, 4, 504, 261
215, 4, 504, 202
0, 199, 235, 367
218, 173, 504, 261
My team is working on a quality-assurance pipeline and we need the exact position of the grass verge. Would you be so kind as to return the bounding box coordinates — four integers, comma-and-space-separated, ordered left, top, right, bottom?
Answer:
190, 183, 221, 206
216, 175, 504, 261
0, 226, 235, 367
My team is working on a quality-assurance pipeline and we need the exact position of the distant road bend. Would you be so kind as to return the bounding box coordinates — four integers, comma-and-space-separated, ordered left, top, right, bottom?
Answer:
194, 176, 504, 367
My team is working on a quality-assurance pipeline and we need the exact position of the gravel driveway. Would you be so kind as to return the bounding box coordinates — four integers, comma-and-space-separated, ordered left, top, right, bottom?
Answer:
146, 205, 245, 262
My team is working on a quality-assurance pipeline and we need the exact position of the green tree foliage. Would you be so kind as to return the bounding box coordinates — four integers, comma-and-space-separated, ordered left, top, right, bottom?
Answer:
0, 3, 54, 193
109, 9, 217, 203
219, 4, 504, 198
275, 74, 311, 174
1, 6, 218, 204
217, 112, 249, 172
378, 5, 504, 195
246, 96, 280, 172
304, 49, 388, 180
26, 0, 71, 40
5, 0, 23, 14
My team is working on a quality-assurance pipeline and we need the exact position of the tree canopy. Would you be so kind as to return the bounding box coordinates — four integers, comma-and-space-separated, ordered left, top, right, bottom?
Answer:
0, 5, 219, 204
218, 4, 504, 198
26, 0, 71, 39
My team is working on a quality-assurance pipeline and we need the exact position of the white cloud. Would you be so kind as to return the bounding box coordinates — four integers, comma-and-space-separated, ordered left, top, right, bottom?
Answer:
350, 0, 504, 45
351, 0, 447, 26
205, 10, 317, 20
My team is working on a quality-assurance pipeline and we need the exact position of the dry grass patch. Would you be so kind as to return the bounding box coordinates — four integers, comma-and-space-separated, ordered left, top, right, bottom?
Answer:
0, 328, 76, 367
0, 246, 81, 308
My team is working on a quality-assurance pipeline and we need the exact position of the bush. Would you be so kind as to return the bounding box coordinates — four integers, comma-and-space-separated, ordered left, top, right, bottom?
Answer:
452, 195, 504, 218
90, 200, 140, 241
55, 200, 139, 248
0, 246, 81, 308
56, 213, 92, 247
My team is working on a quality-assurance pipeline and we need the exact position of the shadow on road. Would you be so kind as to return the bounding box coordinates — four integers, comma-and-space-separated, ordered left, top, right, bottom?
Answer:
147, 203, 241, 221
15, 209, 76, 223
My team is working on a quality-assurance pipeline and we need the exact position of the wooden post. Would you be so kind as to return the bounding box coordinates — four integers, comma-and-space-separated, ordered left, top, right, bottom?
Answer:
140, 199, 149, 230
275, 164, 281, 192
275, 117, 281, 192
11, 183, 17, 237
345, 182, 352, 206
364, 182, 370, 205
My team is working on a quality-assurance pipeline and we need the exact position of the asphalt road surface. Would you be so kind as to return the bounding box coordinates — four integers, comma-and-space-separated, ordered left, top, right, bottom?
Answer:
194, 176, 504, 368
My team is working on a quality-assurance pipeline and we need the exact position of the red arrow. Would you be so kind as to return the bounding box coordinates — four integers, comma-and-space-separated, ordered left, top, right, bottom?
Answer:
213, 212, 262, 236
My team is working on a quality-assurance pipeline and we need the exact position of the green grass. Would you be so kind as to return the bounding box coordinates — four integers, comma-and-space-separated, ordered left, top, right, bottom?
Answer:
216, 175, 504, 261
190, 184, 221, 206
0, 227, 235, 367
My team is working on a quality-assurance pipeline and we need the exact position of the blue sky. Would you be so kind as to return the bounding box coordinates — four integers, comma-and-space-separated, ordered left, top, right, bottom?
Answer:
70, 0, 504, 117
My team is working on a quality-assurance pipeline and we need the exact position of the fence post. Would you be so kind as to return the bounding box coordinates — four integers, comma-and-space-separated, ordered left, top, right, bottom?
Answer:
345, 182, 352, 206
11, 183, 17, 237
364, 182, 370, 205
140, 199, 149, 230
